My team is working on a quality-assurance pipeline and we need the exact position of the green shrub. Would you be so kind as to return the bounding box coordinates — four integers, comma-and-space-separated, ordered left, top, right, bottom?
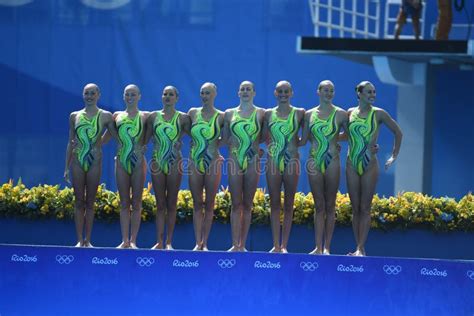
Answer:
0, 180, 472, 232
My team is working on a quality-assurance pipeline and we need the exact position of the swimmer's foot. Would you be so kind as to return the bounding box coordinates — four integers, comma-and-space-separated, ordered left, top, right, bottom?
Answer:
309, 248, 322, 255
151, 243, 164, 250
227, 246, 239, 252
116, 242, 130, 249
269, 247, 281, 253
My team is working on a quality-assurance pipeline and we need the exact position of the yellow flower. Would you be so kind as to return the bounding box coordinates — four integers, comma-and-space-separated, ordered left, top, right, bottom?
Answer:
40, 204, 49, 214
112, 199, 119, 208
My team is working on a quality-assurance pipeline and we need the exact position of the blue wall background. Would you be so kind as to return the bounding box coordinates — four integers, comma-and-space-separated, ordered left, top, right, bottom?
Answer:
0, 0, 472, 198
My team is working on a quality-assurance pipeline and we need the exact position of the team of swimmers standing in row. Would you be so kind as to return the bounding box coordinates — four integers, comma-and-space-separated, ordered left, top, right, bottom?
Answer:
64, 80, 402, 256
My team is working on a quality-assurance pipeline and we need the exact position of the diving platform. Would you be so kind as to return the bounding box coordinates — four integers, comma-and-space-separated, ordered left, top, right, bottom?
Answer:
297, 37, 474, 67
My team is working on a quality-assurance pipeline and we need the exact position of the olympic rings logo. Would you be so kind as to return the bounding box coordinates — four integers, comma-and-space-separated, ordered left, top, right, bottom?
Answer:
467, 270, 474, 280
300, 261, 319, 272
383, 265, 402, 275
217, 259, 236, 269
56, 255, 74, 265
136, 257, 155, 267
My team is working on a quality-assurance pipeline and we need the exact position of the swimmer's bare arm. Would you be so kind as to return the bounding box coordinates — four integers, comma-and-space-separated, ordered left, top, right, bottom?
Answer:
173, 112, 191, 152
182, 112, 192, 135
186, 108, 197, 149
379, 109, 403, 169
101, 112, 119, 145
221, 110, 233, 146
140, 112, 150, 154
256, 109, 266, 144
337, 109, 350, 142
101, 111, 118, 145
253, 109, 265, 157
143, 112, 155, 146
64, 113, 76, 184
260, 110, 271, 144
217, 111, 225, 147
299, 110, 311, 147
186, 108, 196, 133
295, 108, 305, 146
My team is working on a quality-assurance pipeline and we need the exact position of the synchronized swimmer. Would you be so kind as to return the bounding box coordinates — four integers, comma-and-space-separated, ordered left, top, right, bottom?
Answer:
65, 80, 402, 256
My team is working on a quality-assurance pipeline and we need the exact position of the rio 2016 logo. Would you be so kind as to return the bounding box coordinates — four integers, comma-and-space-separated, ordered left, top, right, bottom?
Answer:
173, 259, 199, 268
337, 264, 364, 273
91, 257, 118, 265
420, 268, 447, 277
254, 261, 281, 269
11, 254, 37, 263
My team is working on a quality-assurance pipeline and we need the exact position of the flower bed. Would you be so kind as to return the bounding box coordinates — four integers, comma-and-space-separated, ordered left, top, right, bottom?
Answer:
0, 180, 472, 232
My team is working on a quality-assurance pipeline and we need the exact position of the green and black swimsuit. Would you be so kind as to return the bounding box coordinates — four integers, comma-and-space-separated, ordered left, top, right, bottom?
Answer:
116, 111, 143, 175
268, 107, 300, 173
348, 107, 378, 175
152, 110, 181, 175
74, 110, 103, 172
229, 109, 261, 171
309, 107, 340, 174
190, 109, 221, 173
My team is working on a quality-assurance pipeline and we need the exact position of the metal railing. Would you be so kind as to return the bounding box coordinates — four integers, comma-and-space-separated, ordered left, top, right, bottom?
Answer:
430, 23, 474, 40
309, 0, 427, 39
309, 0, 381, 38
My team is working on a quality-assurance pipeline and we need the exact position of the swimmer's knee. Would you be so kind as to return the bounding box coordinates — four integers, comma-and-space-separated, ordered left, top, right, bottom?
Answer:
231, 199, 243, 211
74, 199, 85, 210
359, 202, 372, 215
242, 201, 253, 211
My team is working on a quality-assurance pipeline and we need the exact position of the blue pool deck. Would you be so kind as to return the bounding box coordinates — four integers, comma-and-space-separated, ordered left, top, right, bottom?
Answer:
0, 243, 473, 315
